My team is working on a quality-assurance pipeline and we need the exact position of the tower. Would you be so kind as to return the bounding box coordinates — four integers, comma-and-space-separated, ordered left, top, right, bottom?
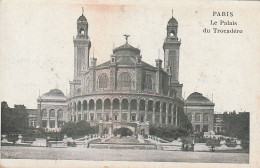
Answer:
73, 10, 91, 79
163, 13, 181, 84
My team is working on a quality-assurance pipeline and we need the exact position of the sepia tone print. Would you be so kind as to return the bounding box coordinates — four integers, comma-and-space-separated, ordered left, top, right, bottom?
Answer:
1, 1, 257, 166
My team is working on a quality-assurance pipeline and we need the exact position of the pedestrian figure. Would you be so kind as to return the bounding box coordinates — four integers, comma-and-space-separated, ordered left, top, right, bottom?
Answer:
211, 145, 215, 152
185, 144, 189, 151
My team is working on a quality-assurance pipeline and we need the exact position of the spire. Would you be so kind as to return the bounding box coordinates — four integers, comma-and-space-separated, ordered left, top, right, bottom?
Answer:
172, 9, 173, 18
82, 7, 84, 16
123, 34, 130, 44
92, 47, 94, 59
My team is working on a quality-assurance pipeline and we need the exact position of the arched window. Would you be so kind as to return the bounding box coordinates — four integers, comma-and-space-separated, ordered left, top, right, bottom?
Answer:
50, 109, 55, 118
113, 99, 120, 110
155, 101, 160, 113
168, 104, 172, 114
77, 101, 81, 111
89, 99, 94, 111
195, 113, 201, 122
73, 102, 76, 111
96, 99, 102, 110
130, 99, 137, 112
104, 99, 111, 111
122, 99, 128, 110
139, 100, 145, 111
58, 109, 63, 119
83, 100, 87, 110
145, 75, 153, 90
162, 103, 167, 114
41, 109, 47, 117
79, 28, 85, 35
98, 73, 109, 89
203, 114, 208, 122
148, 100, 153, 112
118, 72, 132, 88
170, 30, 175, 37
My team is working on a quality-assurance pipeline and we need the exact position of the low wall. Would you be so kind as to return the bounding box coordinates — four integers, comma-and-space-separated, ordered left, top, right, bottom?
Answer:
89, 143, 156, 150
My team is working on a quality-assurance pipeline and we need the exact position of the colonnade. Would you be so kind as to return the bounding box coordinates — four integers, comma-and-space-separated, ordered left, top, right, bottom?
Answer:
69, 98, 181, 126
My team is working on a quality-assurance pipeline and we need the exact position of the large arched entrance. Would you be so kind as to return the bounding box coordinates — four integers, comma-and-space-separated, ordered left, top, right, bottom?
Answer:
113, 127, 133, 136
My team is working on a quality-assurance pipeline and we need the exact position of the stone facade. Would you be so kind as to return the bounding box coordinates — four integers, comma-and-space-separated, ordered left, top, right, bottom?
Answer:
37, 89, 68, 132
214, 114, 225, 132
184, 92, 215, 132
67, 14, 184, 135
36, 13, 185, 135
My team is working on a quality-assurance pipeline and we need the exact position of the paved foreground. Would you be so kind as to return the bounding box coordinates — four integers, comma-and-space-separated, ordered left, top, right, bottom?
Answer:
1, 146, 249, 163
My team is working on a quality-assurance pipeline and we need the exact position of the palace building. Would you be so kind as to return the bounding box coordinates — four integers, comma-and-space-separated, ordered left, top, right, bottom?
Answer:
184, 92, 215, 132
37, 12, 185, 135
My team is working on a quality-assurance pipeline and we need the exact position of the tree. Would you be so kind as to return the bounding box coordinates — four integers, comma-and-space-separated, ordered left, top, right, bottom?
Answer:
1, 102, 29, 135
61, 120, 98, 137
149, 124, 190, 140
223, 111, 249, 141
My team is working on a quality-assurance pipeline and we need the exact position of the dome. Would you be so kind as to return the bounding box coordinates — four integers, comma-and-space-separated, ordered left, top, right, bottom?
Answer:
77, 14, 87, 22
113, 42, 140, 57
168, 17, 178, 25
39, 89, 67, 101
185, 92, 214, 105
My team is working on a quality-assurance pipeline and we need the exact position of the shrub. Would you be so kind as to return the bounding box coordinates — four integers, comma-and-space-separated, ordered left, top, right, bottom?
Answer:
195, 137, 207, 143
61, 120, 98, 138
149, 124, 189, 140
206, 139, 220, 147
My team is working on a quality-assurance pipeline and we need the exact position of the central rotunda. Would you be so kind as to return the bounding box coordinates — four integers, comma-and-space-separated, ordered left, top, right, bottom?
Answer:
66, 12, 184, 136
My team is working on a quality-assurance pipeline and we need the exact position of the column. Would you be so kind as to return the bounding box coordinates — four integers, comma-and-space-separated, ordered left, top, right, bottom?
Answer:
175, 106, 178, 126
144, 101, 148, 122
119, 100, 122, 122
200, 113, 203, 131
171, 106, 174, 125
159, 103, 163, 124
136, 101, 140, 121
152, 104, 155, 124
94, 101, 97, 121
47, 109, 50, 129
69, 106, 71, 122
102, 100, 104, 121
87, 101, 90, 121
71, 106, 74, 122
110, 100, 113, 120
166, 104, 169, 125
127, 100, 131, 122
76, 105, 78, 122
81, 102, 84, 120
55, 110, 58, 129
192, 113, 195, 130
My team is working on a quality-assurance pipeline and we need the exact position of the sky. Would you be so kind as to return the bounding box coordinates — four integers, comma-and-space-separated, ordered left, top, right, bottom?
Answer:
0, 0, 260, 113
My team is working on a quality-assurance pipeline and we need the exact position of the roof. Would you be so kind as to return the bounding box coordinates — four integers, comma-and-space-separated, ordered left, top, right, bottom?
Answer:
39, 89, 67, 101
77, 14, 87, 22
113, 42, 140, 56
96, 42, 156, 69
97, 58, 156, 69
168, 16, 178, 25
26, 109, 37, 115
185, 92, 214, 106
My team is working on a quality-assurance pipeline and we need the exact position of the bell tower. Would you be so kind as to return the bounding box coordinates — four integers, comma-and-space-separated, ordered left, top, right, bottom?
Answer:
163, 11, 181, 84
73, 8, 91, 79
